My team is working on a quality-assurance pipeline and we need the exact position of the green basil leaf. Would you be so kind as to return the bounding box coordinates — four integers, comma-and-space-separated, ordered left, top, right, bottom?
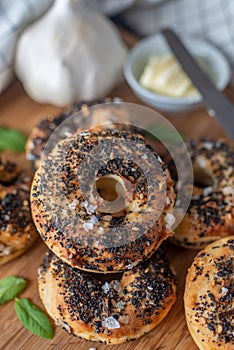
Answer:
146, 123, 186, 144
0, 276, 27, 304
0, 126, 27, 152
14, 298, 54, 339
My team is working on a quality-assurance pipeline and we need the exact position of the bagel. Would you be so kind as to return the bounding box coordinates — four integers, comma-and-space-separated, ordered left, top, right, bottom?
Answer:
26, 99, 129, 171
173, 139, 234, 249
0, 241, 28, 265
184, 236, 234, 349
0, 159, 38, 265
31, 129, 175, 273
38, 248, 176, 344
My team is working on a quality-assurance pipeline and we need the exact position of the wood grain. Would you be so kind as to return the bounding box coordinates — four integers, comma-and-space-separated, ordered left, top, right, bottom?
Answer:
0, 30, 233, 350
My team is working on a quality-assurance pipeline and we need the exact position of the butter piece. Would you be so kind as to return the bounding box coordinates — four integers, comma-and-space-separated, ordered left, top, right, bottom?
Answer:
139, 55, 199, 98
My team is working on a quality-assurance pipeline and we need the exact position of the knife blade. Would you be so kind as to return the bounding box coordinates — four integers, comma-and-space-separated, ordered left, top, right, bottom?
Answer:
162, 28, 234, 141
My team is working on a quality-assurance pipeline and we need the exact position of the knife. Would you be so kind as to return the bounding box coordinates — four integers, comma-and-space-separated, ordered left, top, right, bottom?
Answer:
162, 28, 234, 141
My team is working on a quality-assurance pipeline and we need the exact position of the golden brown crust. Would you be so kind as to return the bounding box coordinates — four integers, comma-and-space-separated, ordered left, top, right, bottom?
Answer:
26, 99, 129, 171
31, 129, 175, 273
0, 159, 38, 265
38, 248, 176, 344
0, 160, 19, 183
173, 139, 234, 249
184, 236, 234, 349
0, 240, 29, 265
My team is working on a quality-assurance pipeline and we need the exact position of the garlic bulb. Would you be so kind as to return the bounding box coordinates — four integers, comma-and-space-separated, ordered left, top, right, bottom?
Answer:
0, 0, 54, 94
15, 0, 127, 106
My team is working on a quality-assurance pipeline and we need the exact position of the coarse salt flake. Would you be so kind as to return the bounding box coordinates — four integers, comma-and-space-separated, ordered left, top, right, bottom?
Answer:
115, 301, 125, 310
198, 159, 206, 168
157, 156, 163, 163
221, 287, 228, 295
203, 186, 212, 196
102, 282, 110, 293
68, 199, 79, 210
82, 200, 97, 214
166, 197, 171, 205
102, 316, 120, 329
165, 213, 176, 230
113, 97, 122, 103
97, 227, 104, 234
83, 222, 94, 231
204, 141, 213, 150
90, 215, 99, 225
222, 186, 234, 196
83, 215, 98, 232
64, 131, 72, 137
0, 244, 12, 257
80, 131, 90, 137
61, 322, 71, 334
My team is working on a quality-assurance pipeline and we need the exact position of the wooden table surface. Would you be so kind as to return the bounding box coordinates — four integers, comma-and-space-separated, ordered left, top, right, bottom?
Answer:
0, 31, 233, 350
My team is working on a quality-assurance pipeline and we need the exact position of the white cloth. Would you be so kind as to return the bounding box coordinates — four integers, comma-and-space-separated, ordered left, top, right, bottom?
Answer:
80, 0, 165, 16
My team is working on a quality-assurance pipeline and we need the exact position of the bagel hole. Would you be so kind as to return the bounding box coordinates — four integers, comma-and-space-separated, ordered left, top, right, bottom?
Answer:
96, 175, 122, 202
95, 174, 133, 216
193, 162, 214, 188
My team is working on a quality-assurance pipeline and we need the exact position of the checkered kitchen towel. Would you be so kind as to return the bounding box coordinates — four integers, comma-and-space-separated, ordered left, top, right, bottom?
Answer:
85, 0, 234, 82
1, 0, 234, 93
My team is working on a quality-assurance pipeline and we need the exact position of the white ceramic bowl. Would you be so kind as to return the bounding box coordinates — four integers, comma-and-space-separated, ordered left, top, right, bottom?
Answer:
124, 33, 231, 113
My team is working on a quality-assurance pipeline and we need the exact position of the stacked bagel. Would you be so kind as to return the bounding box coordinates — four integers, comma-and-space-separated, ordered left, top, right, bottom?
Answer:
184, 236, 234, 350
0, 158, 38, 265
172, 139, 234, 249
29, 102, 177, 344
168, 139, 234, 349
28, 99, 234, 347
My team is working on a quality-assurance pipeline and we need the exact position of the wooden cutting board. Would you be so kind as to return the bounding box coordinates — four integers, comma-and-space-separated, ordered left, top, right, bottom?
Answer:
0, 30, 233, 350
